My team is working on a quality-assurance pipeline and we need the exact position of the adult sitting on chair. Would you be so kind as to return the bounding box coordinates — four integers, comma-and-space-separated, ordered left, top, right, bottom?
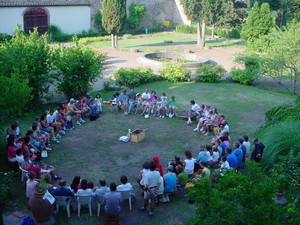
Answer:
104, 183, 122, 225
53, 180, 74, 197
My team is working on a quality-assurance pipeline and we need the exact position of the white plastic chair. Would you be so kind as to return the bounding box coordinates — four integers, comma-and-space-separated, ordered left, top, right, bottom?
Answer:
94, 195, 105, 217
77, 195, 92, 216
19, 166, 28, 182
118, 190, 132, 210
54, 196, 72, 217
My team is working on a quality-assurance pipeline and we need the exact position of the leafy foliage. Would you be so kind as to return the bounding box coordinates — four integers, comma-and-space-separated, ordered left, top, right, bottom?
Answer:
159, 63, 190, 83
265, 105, 300, 125
231, 55, 261, 85
0, 26, 52, 103
176, 24, 197, 34
241, 2, 275, 42
195, 64, 226, 83
0, 73, 32, 117
0, 171, 16, 211
53, 43, 105, 99
215, 27, 241, 38
189, 163, 283, 225
127, 4, 146, 29
259, 120, 300, 169
113, 67, 159, 87
101, 0, 126, 35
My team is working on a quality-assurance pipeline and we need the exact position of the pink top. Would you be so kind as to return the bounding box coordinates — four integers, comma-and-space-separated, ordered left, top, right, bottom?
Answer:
7, 146, 17, 159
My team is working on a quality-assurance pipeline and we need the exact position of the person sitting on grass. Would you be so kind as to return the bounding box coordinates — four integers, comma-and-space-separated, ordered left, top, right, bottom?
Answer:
21, 136, 39, 159
169, 156, 184, 174
15, 148, 24, 163
176, 165, 188, 190
203, 108, 219, 136
167, 96, 176, 117
141, 89, 151, 115
139, 161, 161, 216
104, 183, 122, 224
212, 145, 220, 164
226, 148, 238, 169
195, 145, 208, 166
199, 162, 211, 185
163, 165, 177, 202
233, 142, 243, 168
21, 154, 32, 170
7, 135, 18, 163
27, 161, 60, 180
66, 98, 86, 126
93, 179, 110, 197
40, 113, 60, 143
25, 130, 46, 153
135, 93, 142, 114
214, 156, 232, 176
183, 151, 196, 178
26, 171, 38, 199
53, 180, 74, 197
47, 109, 65, 137
187, 100, 200, 125
149, 91, 158, 116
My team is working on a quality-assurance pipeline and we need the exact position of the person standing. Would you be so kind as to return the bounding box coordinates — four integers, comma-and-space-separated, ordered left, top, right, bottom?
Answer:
251, 138, 265, 163
139, 161, 161, 216
104, 183, 122, 225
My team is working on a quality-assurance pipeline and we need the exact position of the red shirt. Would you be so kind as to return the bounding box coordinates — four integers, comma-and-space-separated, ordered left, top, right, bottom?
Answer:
28, 165, 41, 178
156, 163, 163, 176
7, 146, 17, 159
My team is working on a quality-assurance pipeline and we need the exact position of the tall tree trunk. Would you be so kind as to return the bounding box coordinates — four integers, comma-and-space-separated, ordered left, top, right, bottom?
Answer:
196, 21, 202, 48
111, 34, 115, 48
201, 21, 206, 48
114, 35, 118, 48
211, 24, 215, 39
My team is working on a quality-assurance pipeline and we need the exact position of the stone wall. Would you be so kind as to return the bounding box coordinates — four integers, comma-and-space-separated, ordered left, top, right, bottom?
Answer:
0, 0, 190, 31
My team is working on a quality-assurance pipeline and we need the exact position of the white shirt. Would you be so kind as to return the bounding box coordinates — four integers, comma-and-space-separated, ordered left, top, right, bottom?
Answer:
141, 92, 151, 100
243, 141, 251, 155
212, 151, 220, 163
206, 151, 213, 162
77, 189, 93, 196
224, 124, 230, 133
144, 170, 160, 188
46, 112, 58, 124
16, 155, 24, 163
191, 104, 200, 112
117, 183, 132, 191
156, 176, 164, 195
184, 158, 196, 175
140, 169, 150, 186
220, 161, 231, 176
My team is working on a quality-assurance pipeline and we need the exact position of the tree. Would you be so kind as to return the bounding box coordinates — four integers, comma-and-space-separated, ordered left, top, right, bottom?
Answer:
217, 1, 241, 28
249, 0, 282, 11
127, 4, 146, 29
189, 163, 284, 225
53, 40, 106, 99
181, 0, 224, 47
241, 2, 275, 42
0, 26, 52, 103
250, 21, 300, 94
101, 0, 126, 48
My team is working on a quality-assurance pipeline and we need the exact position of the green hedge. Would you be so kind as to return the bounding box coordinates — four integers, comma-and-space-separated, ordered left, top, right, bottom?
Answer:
113, 67, 160, 87
159, 63, 190, 83
215, 28, 241, 39
195, 64, 226, 83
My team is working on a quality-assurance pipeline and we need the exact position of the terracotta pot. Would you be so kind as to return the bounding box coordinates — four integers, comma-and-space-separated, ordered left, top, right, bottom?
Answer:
28, 191, 54, 223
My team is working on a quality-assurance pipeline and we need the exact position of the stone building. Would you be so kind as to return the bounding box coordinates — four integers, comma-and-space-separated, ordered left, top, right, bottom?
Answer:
0, 0, 189, 35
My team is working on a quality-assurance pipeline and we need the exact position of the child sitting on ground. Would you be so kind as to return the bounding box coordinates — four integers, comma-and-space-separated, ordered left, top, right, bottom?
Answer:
168, 96, 176, 117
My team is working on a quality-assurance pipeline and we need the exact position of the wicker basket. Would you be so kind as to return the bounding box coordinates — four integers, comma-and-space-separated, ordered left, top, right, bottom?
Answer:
130, 129, 145, 143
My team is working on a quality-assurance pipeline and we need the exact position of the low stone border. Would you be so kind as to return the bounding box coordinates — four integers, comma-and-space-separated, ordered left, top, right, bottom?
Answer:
137, 52, 210, 69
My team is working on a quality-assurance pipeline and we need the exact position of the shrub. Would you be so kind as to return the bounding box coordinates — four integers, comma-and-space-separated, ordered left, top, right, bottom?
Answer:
113, 66, 158, 87
176, 24, 197, 34
127, 4, 146, 29
160, 63, 190, 83
216, 27, 241, 38
195, 64, 226, 83
0, 171, 16, 210
0, 26, 53, 103
189, 163, 283, 225
0, 73, 32, 116
53, 43, 106, 99
231, 55, 260, 85
259, 120, 300, 170
0, 33, 12, 43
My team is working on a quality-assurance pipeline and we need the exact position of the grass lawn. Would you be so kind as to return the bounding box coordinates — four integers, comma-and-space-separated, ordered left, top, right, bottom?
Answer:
78, 32, 244, 51
0, 81, 295, 224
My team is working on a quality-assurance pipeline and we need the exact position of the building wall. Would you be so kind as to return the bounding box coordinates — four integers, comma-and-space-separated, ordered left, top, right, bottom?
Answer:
0, 5, 90, 35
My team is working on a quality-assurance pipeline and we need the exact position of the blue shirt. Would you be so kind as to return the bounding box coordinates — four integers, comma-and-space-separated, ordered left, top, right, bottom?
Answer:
196, 151, 208, 163
164, 173, 176, 192
234, 148, 243, 167
53, 187, 74, 197
227, 153, 238, 168
104, 191, 122, 215
220, 143, 227, 156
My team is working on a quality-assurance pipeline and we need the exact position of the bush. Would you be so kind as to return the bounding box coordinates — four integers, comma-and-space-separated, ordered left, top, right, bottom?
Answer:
0, 26, 52, 103
0, 171, 16, 210
0, 73, 32, 116
53, 43, 106, 99
176, 24, 197, 34
265, 105, 300, 125
195, 64, 226, 83
127, 4, 146, 29
113, 67, 159, 87
231, 55, 260, 85
189, 163, 283, 225
0, 33, 12, 43
259, 120, 300, 170
160, 63, 190, 83
216, 27, 241, 38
